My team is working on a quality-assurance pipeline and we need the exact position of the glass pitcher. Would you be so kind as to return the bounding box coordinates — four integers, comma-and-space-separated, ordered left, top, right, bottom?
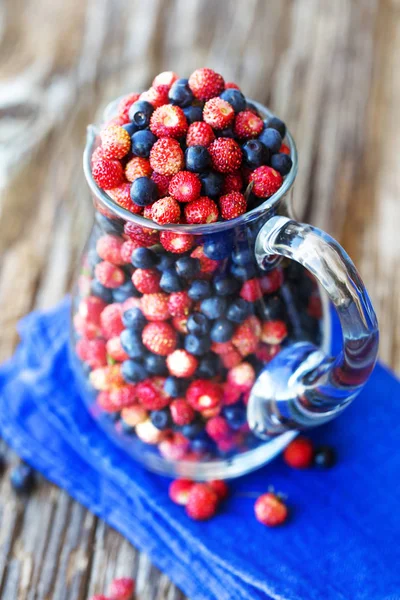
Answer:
70, 100, 379, 480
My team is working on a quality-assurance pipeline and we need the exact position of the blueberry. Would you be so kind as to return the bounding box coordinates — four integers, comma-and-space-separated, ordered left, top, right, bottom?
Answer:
185, 145, 211, 172
181, 421, 205, 439
121, 421, 135, 435
88, 248, 102, 268
160, 269, 183, 293
164, 376, 188, 398
113, 280, 140, 302
145, 353, 168, 376
264, 116, 286, 138
156, 253, 176, 272
131, 129, 157, 158
196, 354, 219, 378
183, 105, 203, 124
217, 127, 235, 138
184, 334, 211, 356
210, 319, 235, 342
91, 279, 113, 303
130, 176, 158, 207
105, 411, 121, 423
150, 409, 172, 430
131, 247, 158, 269
122, 307, 146, 330
220, 89, 247, 113
231, 262, 257, 281
223, 404, 247, 429
246, 102, 260, 115
259, 128, 282, 154
188, 279, 211, 301
199, 171, 224, 198
120, 329, 145, 359
200, 296, 228, 319
256, 295, 285, 320
270, 153, 293, 176
175, 256, 200, 279
95, 213, 125, 235
122, 359, 147, 383
203, 232, 233, 260
227, 298, 251, 323
187, 312, 210, 335
190, 434, 215, 453
242, 139, 269, 168
213, 275, 239, 296
231, 247, 252, 266
128, 100, 154, 128
313, 446, 336, 468
10, 463, 36, 495
168, 79, 194, 107
122, 121, 140, 136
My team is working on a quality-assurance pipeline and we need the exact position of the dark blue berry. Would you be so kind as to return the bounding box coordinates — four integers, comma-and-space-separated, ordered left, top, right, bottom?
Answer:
175, 256, 200, 279
313, 446, 336, 468
264, 116, 286, 138
184, 334, 211, 356
227, 298, 251, 323
121, 359, 147, 383
200, 296, 228, 319
213, 275, 239, 296
259, 128, 282, 154
130, 176, 157, 207
231, 247, 252, 266
181, 421, 205, 439
190, 434, 215, 453
220, 89, 247, 113
231, 262, 257, 281
91, 279, 113, 303
131, 247, 158, 269
131, 129, 157, 158
105, 411, 121, 423
223, 404, 247, 429
188, 279, 211, 301
122, 307, 146, 330
120, 329, 145, 359
242, 139, 269, 168
160, 269, 183, 293
187, 312, 211, 336
164, 376, 188, 398
199, 171, 224, 198
183, 105, 203, 124
210, 319, 235, 342
145, 353, 168, 376
150, 409, 172, 430
196, 354, 219, 378
10, 463, 36, 495
203, 232, 234, 260
217, 127, 235, 138
256, 295, 285, 320
128, 100, 154, 128
246, 102, 260, 115
88, 248, 102, 267
270, 153, 293, 176
122, 121, 140, 136
113, 280, 140, 302
156, 253, 176, 271
121, 421, 135, 435
185, 145, 211, 172
168, 79, 194, 108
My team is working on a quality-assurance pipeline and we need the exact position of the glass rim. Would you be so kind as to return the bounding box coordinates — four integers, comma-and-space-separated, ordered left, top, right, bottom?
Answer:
83, 99, 298, 234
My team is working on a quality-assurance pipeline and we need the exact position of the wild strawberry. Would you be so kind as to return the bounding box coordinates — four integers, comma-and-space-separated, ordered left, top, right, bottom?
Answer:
186, 483, 219, 520
141, 293, 170, 321
184, 196, 219, 224
167, 291, 192, 317
121, 405, 148, 426
139, 85, 170, 108
160, 231, 194, 254
259, 268, 284, 294
203, 97, 235, 130
169, 171, 201, 203
117, 92, 140, 120
227, 362, 255, 390
209, 480, 229, 501
100, 125, 131, 159
283, 437, 314, 468
120, 239, 142, 264
108, 182, 143, 215
100, 303, 124, 338
92, 158, 125, 190
255, 492, 288, 526
206, 416, 231, 441
169, 479, 194, 505
219, 191, 247, 220
122, 297, 142, 312
222, 172, 243, 194
136, 418, 166, 444
261, 320, 288, 344
136, 377, 170, 410
106, 336, 129, 362
220, 348, 242, 368
91, 146, 106, 164
186, 121, 215, 148
224, 81, 240, 90
108, 385, 137, 410
76, 338, 107, 369
170, 398, 195, 425
240, 278, 263, 302
143, 204, 154, 220
151, 171, 172, 196
150, 138, 184, 176
208, 138, 242, 174
200, 405, 221, 419
249, 166, 283, 198
96, 235, 124, 265
124, 222, 159, 246
132, 268, 161, 294
172, 315, 188, 334
190, 246, 219, 273
188, 68, 224, 101
167, 349, 198, 378
280, 143, 290, 155
78, 296, 106, 324
234, 110, 264, 139
232, 316, 261, 356
152, 71, 179, 88
142, 322, 177, 356
90, 365, 125, 391
255, 343, 280, 363
210, 341, 235, 355
125, 156, 152, 183
95, 261, 125, 289
187, 380, 222, 410
222, 382, 242, 405
150, 196, 181, 224
150, 104, 188, 139
159, 432, 190, 460
109, 577, 135, 600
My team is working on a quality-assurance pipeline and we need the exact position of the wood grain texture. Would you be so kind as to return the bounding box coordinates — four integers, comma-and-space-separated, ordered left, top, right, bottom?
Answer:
0, 0, 399, 598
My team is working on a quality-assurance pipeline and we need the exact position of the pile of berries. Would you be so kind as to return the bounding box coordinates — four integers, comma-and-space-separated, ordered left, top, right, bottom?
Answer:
89, 577, 134, 600
91, 68, 292, 228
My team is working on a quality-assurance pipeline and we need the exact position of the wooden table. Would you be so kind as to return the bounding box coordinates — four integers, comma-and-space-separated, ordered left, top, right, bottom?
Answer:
0, 0, 399, 597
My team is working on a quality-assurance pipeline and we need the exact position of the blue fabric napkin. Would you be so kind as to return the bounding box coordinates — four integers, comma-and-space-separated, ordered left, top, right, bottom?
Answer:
1, 299, 400, 600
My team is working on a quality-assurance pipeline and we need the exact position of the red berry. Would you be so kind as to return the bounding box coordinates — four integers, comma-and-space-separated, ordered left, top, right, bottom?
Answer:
261, 320, 288, 344
159, 432, 190, 460
109, 577, 135, 600
100, 125, 131, 159
95, 261, 125, 289
106, 336, 129, 362
206, 416, 231, 441
120, 239, 142, 263
96, 235, 124, 265
227, 362, 255, 390
232, 315, 261, 356
151, 171, 172, 197
160, 231, 194, 254
221, 172, 243, 194
107, 385, 137, 410
167, 349, 198, 378
167, 291, 192, 317
142, 322, 177, 356
240, 278, 263, 302
219, 191, 247, 220
188, 68, 224, 101
249, 166, 283, 198
124, 223, 159, 246
141, 293, 170, 321
280, 143, 290, 155
100, 303, 124, 338
255, 343, 281, 363
150, 196, 181, 224
91, 365, 125, 392
220, 348, 242, 368
91, 146, 106, 164
92, 158, 125, 190
125, 156, 152, 183
169, 171, 201, 203
224, 81, 240, 90
117, 92, 140, 120
152, 71, 179, 88
211, 341, 235, 355
203, 97, 235, 130
186, 483, 219, 520
139, 85, 169, 108
208, 480, 229, 501
108, 183, 143, 215
136, 377, 170, 410
186, 380, 222, 410
76, 338, 107, 369
259, 268, 284, 294
172, 315, 188, 334
132, 268, 161, 294
186, 121, 216, 148
190, 246, 219, 273
208, 138, 242, 174
255, 492, 288, 526
78, 296, 106, 324
283, 437, 314, 468
121, 405, 148, 426
150, 138, 184, 176
234, 110, 264, 139
150, 104, 188, 139
170, 398, 195, 426
184, 196, 219, 224
169, 479, 194, 505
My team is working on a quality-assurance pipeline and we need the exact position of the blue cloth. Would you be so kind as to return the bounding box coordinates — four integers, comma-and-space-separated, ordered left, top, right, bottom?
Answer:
0, 299, 399, 600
